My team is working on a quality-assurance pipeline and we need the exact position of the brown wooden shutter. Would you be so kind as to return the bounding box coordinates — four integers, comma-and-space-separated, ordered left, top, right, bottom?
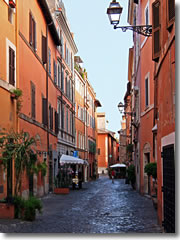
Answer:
29, 13, 32, 45
42, 98, 47, 126
51, 107, 53, 130
42, 35, 47, 64
55, 111, 59, 134
33, 20, 37, 51
9, 47, 15, 86
152, 0, 161, 62
167, 0, 175, 29
31, 83, 36, 119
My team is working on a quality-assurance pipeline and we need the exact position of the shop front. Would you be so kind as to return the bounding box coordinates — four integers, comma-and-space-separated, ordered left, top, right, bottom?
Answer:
55, 155, 89, 191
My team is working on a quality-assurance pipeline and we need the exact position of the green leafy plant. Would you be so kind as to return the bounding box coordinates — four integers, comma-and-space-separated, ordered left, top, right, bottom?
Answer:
10, 88, 23, 113
127, 164, 136, 189
13, 196, 42, 221
126, 144, 133, 153
37, 162, 47, 177
23, 196, 42, 221
0, 129, 38, 196
144, 162, 157, 180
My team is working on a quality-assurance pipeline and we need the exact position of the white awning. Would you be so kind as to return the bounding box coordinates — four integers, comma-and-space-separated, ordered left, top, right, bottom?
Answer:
60, 154, 89, 166
110, 163, 126, 168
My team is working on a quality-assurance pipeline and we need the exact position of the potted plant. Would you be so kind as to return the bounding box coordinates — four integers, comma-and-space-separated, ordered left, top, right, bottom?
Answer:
0, 197, 15, 219
127, 164, 136, 189
144, 162, 157, 209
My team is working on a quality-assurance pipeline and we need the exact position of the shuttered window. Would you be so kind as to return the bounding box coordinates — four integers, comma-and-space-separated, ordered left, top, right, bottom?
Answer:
66, 108, 69, 133
42, 98, 47, 126
152, 0, 161, 61
61, 66, 64, 91
55, 111, 59, 134
167, 0, 175, 29
49, 105, 53, 130
42, 35, 47, 64
31, 82, 36, 119
145, 77, 149, 107
9, 47, 15, 86
61, 104, 64, 130
53, 60, 57, 84
29, 13, 37, 51
57, 63, 61, 88
48, 48, 51, 75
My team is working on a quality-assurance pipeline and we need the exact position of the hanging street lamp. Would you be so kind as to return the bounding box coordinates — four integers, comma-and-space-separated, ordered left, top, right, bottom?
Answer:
107, 0, 152, 37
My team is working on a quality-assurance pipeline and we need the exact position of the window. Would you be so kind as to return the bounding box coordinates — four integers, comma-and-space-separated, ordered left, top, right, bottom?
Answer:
42, 98, 47, 126
29, 12, 36, 51
66, 108, 69, 133
167, 0, 175, 29
31, 82, 36, 119
61, 103, 64, 129
57, 101, 61, 129
152, 0, 161, 61
9, 47, 15, 86
70, 111, 72, 135
49, 105, 53, 130
60, 32, 64, 58
145, 76, 149, 107
57, 62, 61, 88
42, 35, 47, 64
48, 48, 51, 75
53, 60, 57, 84
55, 111, 59, 134
61, 66, 64, 91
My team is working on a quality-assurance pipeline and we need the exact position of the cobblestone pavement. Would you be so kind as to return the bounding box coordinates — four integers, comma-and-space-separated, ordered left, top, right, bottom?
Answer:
0, 175, 163, 233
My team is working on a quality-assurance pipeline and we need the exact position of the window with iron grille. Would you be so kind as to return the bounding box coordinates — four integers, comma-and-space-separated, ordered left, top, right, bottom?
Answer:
167, 0, 175, 30
9, 47, 15, 86
31, 82, 36, 119
152, 0, 161, 61
29, 12, 36, 51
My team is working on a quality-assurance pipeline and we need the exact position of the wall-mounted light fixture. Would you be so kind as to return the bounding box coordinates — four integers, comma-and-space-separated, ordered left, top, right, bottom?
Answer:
107, 0, 152, 37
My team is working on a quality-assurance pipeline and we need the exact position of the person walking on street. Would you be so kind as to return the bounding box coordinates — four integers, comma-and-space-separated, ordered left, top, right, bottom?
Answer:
111, 170, 115, 183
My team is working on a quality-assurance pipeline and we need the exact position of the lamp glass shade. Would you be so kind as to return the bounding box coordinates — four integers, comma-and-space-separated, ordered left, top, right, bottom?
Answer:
118, 102, 124, 113
107, 1, 123, 25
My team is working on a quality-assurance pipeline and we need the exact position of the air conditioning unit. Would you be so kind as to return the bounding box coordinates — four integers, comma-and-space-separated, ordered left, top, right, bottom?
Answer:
9, 0, 16, 8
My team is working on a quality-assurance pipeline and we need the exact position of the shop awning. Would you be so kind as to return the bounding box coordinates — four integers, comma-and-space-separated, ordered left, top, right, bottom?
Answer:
110, 163, 126, 168
60, 154, 89, 166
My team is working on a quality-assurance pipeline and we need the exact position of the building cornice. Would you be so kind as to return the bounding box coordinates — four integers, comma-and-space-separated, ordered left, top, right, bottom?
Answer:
57, 12, 78, 54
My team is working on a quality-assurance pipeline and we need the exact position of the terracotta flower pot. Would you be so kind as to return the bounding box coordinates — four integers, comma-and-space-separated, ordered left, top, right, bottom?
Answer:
54, 188, 69, 194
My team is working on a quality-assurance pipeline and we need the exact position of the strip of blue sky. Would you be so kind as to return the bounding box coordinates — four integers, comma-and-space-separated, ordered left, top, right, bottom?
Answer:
64, 0, 133, 135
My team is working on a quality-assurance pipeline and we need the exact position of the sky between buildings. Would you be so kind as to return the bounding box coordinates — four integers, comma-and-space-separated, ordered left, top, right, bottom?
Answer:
64, 0, 133, 136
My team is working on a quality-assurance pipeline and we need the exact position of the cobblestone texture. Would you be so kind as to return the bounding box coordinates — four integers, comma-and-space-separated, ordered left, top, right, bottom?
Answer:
0, 175, 163, 233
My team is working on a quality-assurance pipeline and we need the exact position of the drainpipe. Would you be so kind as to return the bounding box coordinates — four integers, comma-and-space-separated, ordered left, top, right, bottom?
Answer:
45, 24, 49, 194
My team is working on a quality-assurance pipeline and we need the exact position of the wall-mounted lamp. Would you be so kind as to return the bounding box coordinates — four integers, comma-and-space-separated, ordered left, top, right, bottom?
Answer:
107, 0, 152, 37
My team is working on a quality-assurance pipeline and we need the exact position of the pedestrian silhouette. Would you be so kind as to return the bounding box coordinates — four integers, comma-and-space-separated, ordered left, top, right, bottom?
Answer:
111, 170, 115, 183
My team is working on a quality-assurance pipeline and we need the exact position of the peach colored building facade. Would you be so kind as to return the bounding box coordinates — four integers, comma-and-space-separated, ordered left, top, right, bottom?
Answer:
97, 113, 117, 174
0, 0, 17, 200
127, 0, 175, 231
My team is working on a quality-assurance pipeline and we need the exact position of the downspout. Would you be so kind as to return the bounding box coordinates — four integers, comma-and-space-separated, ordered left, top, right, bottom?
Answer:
46, 24, 49, 194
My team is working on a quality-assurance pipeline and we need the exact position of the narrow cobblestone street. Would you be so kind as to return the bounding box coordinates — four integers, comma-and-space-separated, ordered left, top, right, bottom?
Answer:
0, 175, 163, 233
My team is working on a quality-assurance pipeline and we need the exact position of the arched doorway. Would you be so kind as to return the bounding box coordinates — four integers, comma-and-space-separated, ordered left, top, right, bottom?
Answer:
143, 143, 151, 195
